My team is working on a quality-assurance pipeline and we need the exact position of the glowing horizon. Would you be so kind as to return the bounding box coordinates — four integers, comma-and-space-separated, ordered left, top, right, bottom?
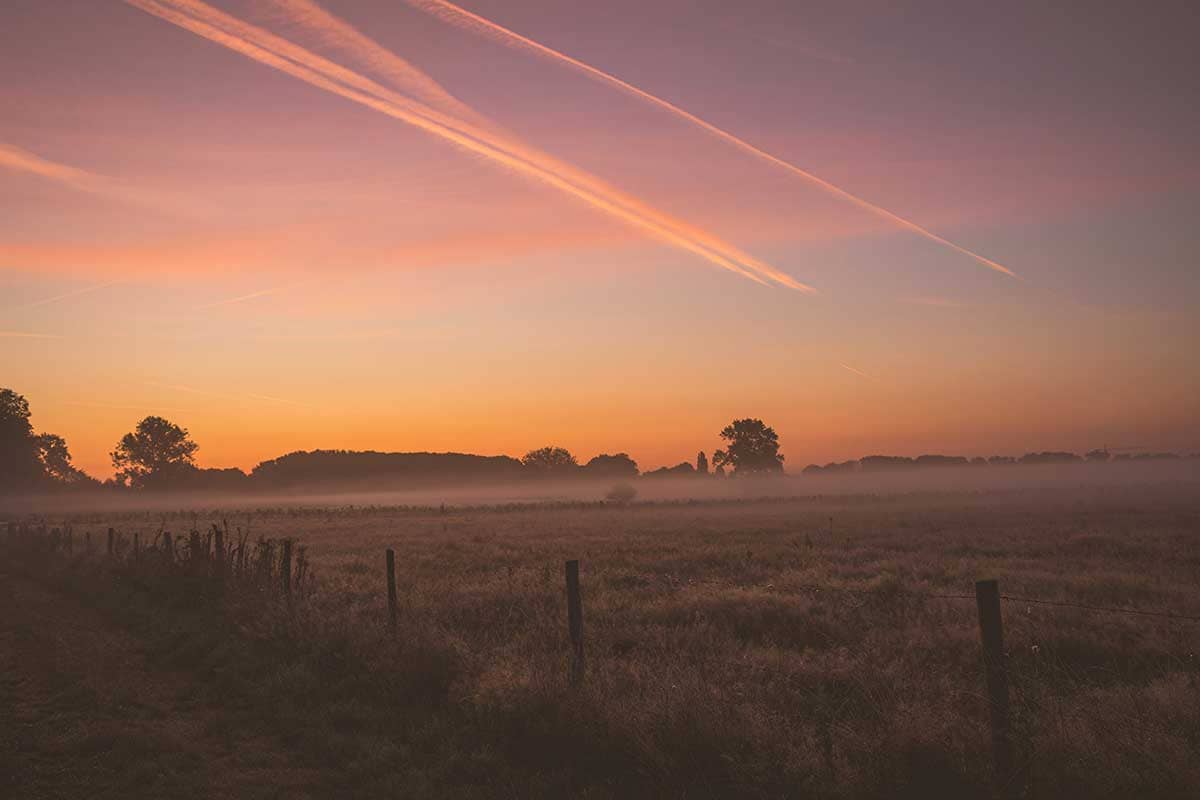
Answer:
1, 0, 1196, 479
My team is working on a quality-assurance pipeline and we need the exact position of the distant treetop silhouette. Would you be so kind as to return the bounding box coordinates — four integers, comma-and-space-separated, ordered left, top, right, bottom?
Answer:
712, 418, 784, 475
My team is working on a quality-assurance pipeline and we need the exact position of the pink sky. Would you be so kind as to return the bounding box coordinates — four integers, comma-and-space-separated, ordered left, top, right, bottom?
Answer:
2, 0, 1197, 478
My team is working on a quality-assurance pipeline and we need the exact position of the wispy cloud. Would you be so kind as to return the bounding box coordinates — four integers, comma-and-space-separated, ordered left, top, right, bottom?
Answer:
263, 0, 486, 127
0, 142, 105, 192
403, 0, 1016, 279
839, 362, 873, 380
0, 330, 66, 340
147, 380, 309, 408
62, 399, 196, 414
197, 286, 288, 309
17, 280, 124, 310
125, 0, 810, 291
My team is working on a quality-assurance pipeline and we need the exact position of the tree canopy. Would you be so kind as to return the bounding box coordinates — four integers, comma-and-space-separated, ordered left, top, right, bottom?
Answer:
111, 416, 199, 488
0, 388, 90, 490
521, 446, 578, 474
583, 453, 639, 478
712, 418, 784, 475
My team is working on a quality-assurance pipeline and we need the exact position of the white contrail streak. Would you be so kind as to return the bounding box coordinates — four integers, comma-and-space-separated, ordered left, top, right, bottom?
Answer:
405, 0, 1017, 278
19, 280, 123, 309
124, 0, 810, 290
197, 287, 286, 309
264, 0, 486, 127
839, 362, 873, 380
0, 142, 105, 192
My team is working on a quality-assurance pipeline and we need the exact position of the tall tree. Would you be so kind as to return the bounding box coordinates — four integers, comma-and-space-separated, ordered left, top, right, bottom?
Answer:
712, 419, 784, 475
0, 388, 42, 488
36, 433, 88, 485
111, 416, 199, 489
696, 451, 709, 475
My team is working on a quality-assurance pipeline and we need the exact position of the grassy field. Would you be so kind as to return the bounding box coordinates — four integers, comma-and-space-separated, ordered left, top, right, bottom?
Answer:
5, 483, 1200, 798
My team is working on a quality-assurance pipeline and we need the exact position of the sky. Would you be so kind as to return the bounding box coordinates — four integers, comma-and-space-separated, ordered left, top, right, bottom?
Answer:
2, 0, 1198, 479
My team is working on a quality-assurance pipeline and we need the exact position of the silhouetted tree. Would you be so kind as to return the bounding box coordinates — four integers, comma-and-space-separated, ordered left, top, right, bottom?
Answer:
0, 388, 42, 488
1085, 449, 1111, 463
696, 451, 709, 475
642, 462, 695, 478
583, 453, 639, 478
712, 418, 784, 475
521, 446, 578, 476
36, 433, 89, 485
111, 416, 199, 489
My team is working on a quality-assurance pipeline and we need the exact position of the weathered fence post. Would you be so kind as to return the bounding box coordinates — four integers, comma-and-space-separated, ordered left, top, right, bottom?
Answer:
975, 579, 1013, 795
107, 527, 115, 557
163, 531, 173, 560
386, 548, 398, 632
281, 539, 293, 596
214, 528, 225, 581
133, 532, 140, 562
565, 559, 584, 686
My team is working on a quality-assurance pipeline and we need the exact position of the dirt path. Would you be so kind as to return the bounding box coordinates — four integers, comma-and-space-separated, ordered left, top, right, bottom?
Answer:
0, 563, 316, 799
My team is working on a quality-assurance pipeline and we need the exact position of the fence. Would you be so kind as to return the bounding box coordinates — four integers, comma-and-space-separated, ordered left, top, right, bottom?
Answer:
4, 518, 1197, 797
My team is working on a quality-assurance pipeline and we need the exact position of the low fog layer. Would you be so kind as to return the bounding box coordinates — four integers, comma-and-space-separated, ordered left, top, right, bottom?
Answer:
4, 459, 1197, 516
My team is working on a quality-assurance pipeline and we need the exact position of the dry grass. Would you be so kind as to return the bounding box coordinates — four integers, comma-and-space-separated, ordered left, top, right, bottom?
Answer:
10, 483, 1200, 798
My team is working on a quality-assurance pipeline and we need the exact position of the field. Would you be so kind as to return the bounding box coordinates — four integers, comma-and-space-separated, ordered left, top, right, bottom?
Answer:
4, 482, 1200, 798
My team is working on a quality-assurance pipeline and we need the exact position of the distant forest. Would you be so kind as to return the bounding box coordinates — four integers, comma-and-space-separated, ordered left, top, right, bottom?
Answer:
2, 388, 1196, 495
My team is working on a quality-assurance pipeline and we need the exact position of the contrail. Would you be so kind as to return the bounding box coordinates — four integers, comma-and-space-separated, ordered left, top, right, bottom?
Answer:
19, 280, 123, 310
0, 142, 105, 192
147, 380, 308, 408
198, 286, 287, 309
0, 330, 66, 339
404, 0, 1017, 278
839, 362, 873, 380
125, 0, 810, 290
263, 0, 486, 127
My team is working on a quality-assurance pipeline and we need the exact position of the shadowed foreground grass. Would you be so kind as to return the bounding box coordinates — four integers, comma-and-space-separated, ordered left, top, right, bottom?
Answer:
6, 484, 1200, 798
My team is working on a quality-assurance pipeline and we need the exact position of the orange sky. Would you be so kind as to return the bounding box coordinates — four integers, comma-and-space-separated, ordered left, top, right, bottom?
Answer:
2, 0, 1198, 478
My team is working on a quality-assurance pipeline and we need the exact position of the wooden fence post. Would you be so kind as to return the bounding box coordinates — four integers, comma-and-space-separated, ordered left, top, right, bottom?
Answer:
214, 528, 225, 581
386, 548, 398, 631
133, 532, 140, 562
281, 539, 293, 596
107, 527, 115, 557
565, 559, 584, 686
975, 579, 1013, 795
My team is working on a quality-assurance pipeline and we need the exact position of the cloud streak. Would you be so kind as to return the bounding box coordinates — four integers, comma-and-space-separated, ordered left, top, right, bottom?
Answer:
0, 330, 66, 340
403, 0, 1016, 279
0, 142, 105, 192
839, 362, 873, 380
124, 0, 810, 291
17, 280, 124, 310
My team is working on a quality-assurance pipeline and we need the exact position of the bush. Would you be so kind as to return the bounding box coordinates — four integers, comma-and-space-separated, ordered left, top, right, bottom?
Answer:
605, 483, 637, 504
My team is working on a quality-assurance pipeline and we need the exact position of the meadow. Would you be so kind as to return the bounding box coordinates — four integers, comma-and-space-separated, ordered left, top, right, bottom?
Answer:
4, 482, 1199, 798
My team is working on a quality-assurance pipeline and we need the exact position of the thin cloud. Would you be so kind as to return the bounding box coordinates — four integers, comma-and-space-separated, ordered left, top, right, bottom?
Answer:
197, 286, 287, 309
0, 330, 66, 339
147, 380, 309, 408
18, 280, 123, 310
125, 0, 811, 291
263, 0, 486, 127
0, 142, 105, 192
403, 0, 1016, 279
839, 362, 873, 380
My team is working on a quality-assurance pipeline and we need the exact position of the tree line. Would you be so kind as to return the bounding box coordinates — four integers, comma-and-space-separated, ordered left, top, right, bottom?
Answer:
4, 386, 1192, 495
0, 388, 785, 494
